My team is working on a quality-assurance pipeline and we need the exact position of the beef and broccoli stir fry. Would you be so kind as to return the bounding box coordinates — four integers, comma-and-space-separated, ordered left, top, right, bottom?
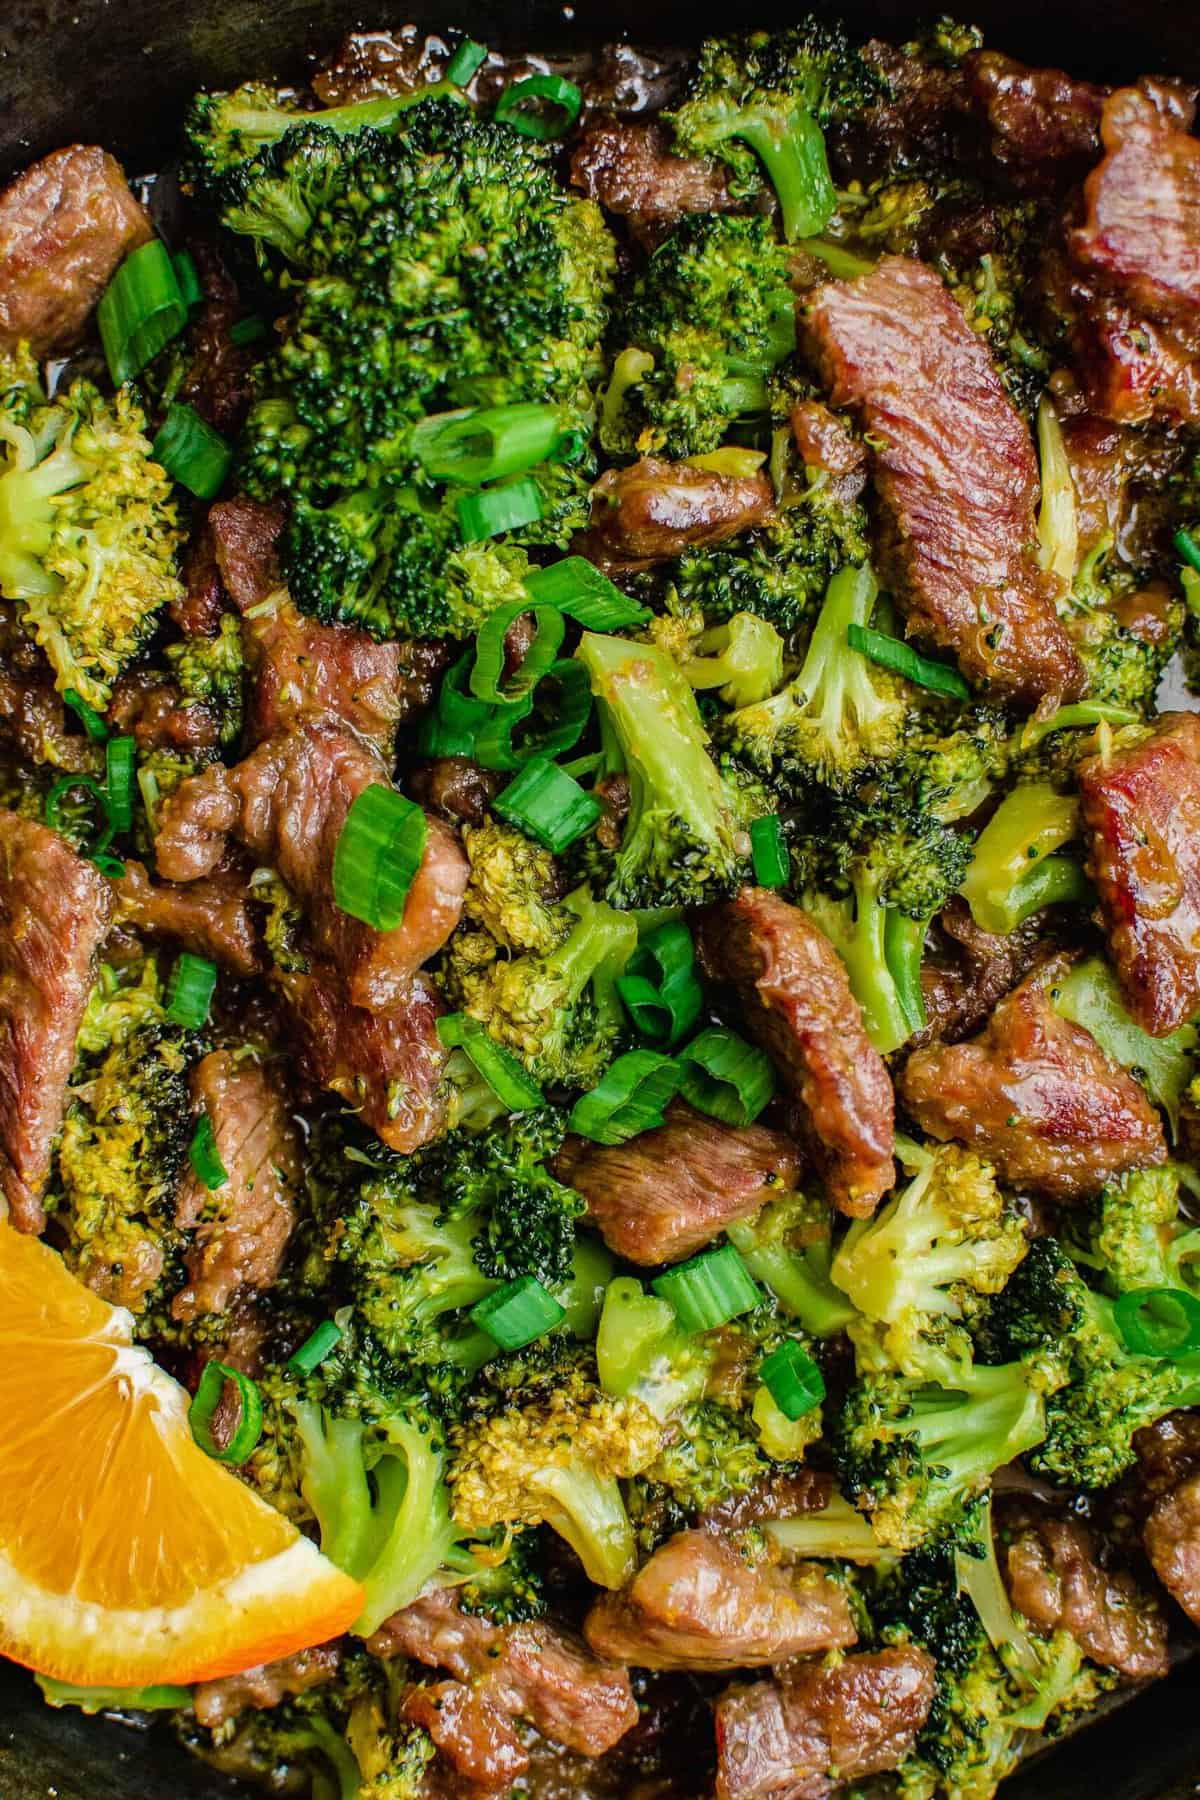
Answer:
3, 13, 1200, 1800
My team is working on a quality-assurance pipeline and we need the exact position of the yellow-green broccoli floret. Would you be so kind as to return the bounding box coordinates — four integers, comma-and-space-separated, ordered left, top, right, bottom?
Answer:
459, 820, 568, 954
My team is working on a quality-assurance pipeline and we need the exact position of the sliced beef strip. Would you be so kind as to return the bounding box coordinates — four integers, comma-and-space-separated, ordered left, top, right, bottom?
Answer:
1057, 269, 1200, 427
114, 859, 262, 978
154, 720, 468, 1010
570, 118, 738, 246
0, 659, 99, 774
206, 496, 287, 612
176, 239, 256, 439
174, 514, 228, 639
192, 1642, 343, 1729
714, 1647, 936, 1800
788, 400, 867, 507
1071, 87, 1200, 326
408, 757, 503, 828
554, 1099, 800, 1265
803, 256, 1084, 706
1134, 1410, 1200, 1501
916, 897, 1061, 1049
0, 146, 151, 355
106, 668, 222, 756
0, 814, 112, 1231
1145, 1469, 1200, 1626
899, 955, 1167, 1200
1078, 713, 1200, 1037
368, 1588, 637, 1757
401, 1681, 529, 1793
575, 458, 775, 574
966, 51, 1104, 180
584, 1529, 856, 1671
1001, 1505, 1168, 1678
700, 1470, 833, 1535
696, 888, 894, 1217
279, 965, 448, 1155
172, 1050, 301, 1321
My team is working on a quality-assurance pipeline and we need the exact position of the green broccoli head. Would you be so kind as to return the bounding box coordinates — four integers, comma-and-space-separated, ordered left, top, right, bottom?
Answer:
1063, 1163, 1200, 1298
164, 613, 245, 753
727, 1189, 857, 1338
459, 819, 569, 954
0, 367, 183, 707
185, 79, 461, 186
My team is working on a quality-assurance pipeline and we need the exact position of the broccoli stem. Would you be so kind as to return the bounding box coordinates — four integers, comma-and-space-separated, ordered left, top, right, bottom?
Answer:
808, 879, 915, 1056
734, 106, 837, 241
600, 347, 655, 448
1051, 956, 1196, 1135
793, 562, 879, 737
884, 908, 929, 1038
726, 1219, 857, 1337
765, 1491, 891, 1563
290, 1402, 375, 1575
553, 887, 638, 1028
356, 1415, 465, 1636
534, 1464, 638, 1589
960, 781, 1082, 934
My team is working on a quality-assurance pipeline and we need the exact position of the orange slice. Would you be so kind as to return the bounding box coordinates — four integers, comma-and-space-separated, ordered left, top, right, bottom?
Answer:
0, 1223, 363, 1686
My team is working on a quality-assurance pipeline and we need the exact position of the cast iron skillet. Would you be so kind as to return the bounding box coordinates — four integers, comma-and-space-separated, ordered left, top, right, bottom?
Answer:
0, 1, 1198, 1793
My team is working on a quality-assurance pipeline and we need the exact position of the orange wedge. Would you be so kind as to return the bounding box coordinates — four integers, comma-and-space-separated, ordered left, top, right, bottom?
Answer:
0, 1222, 363, 1686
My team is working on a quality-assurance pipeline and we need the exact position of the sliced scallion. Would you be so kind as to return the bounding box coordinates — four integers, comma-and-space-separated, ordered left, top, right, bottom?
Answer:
418, 652, 494, 758
287, 1319, 343, 1377
332, 785, 427, 931
677, 1026, 775, 1127
437, 1013, 545, 1111
616, 920, 702, 1048
749, 815, 789, 889
652, 1244, 761, 1333
472, 657, 592, 770
759, 1341, 826, 1418
447, 38, 488, 85
470, 1275, 566, 1350
188, 1113, 227, 1191
524, 557, 652, 629
166, 952, 217, 1028
470, 599, 564, 703
567, 1049, 684, 1145
152, 402, 233, 500
172, 248, 204, 313
494, 73, 583, 141
1114, 1288, 1200, 1359
1176, 529, 1200, 574
97, 240, 188, 386
189, 1361, 264, 1464
43, 774, 114, 858
458, 476, 543, 543
846, 623, 971, 701
63, 688, 109, 742
229, 314, 268, 346
415, 403, 569, 485
103, 735, 135, 836
494, 757, 602, 852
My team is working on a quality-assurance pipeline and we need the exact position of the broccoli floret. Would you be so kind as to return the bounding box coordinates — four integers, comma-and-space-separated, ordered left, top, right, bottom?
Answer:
602, 215, 797, 457
596, 1275, 717, 1419
456, 1526, 548, 1626
1066, 1164, 1200, 1298
164, 612, 245, 753
654, 608, 785, 710
575, 631, 763, 908
635, 1399, 777, 1523
832, 1140, 1028, 1333
959, 779, 1090, 936
0, 360, 183, 708
668, 23, 886, 241
722, 563, 910, 786
1049, 955, 1196, 1136
1066, 534, 1184, 713
185, 78, 462, 184
448, 1341, 664, 1588
727, 1189, 857, 1337
459, 819, 568, 954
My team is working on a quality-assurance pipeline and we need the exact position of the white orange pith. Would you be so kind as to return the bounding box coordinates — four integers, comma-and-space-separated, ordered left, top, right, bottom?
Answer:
0, 1222, 362, 1686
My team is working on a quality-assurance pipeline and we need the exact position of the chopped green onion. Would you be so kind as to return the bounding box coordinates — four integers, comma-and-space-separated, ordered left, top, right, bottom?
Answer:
470, 599, 564, 703
470, 1275, 566, 1350
494, 757, 602, 852
437, 1013, 545, 1111
494, 73, 583, 141
172, 248, 204, 313
37, 1678, 193, 1714
1016, 701, 1140, 753
568, 1049, 684, 1145
152, 401, 234, 500
189, 1361, 264, 1464
332, 785, 427, 931
415, 404, 570, 485
1114, 1288, 1200, 1359
229, 314, 268, 346
90, 851, 126, 879
188, 1113, 227, 1191
166, 952, 217, 1028
616, 921, 702, 1048
750, 815, 789, 888
447, 38, 488, 84
288, 1319, 343, 1376
759, 1341, 826, 1418
103, 735, 135, 836
846, 623, 971, 701
472, 657, 592, 770
1176, 529, 1200, 574
677, 1027, 776, 1127
418, 652, 494, 757
63, 688, 108, 742
652, 1244, 761, 1333
97, 240, 188, 386
524, 557, 652, 629
458, 477, 543, 542
43, 774, 114, 856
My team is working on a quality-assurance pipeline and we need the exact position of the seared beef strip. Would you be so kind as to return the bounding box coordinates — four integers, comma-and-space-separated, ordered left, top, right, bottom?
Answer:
175, 240, 256, 439
113, 860, 262, 978
175, 515, 228, 639
554, 1100, 801, 1265
713, 1647, 936, 1800
401, 1681, 529, 1792
172, 1050, 301, 1321
0, 660, 99, 774
584, 1529, 856, 1671
192, 1643, 343, 1729
1001, 1506, 1168, 1678
0, 815, 112, 1231
696, 888, 894, 1216
1078, 713, 1200, 1036
0, 146, 151, 354
1145, 1471, 1200, 1625
106, 668, 222, 757
576, 458, 776, 574
899, 955, 1167, 1199
570, 119, 738, 245
803, 256, 1084, 705
700, 1470, 834, 1535
369, 1588, 637, 1757
966, 51, 1104, 179
408, 757, 503, 828
916, 898, 1062, 1048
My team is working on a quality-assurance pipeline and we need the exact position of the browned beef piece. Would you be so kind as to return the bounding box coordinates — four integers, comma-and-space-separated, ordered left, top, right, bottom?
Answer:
176, 240, 256, 439
0, 146, 151, 355
0, 815, 112, 1231
585, 1530, 856, 1671
1057, 267, 1200, 427
1060, 413, 1149, 557
206, 496, 286, 610
714, 1647, 936, 1800
313, 25, 449, 103
570, 119, 737, 246
576, 458, 775, 574
594, 772, 631, 851
1078, 713, 1200, 1036
554, 1099, 800, 1265
172, 1050, 301, 1321
0, 660, 98, 773
107, 675, 223, 757
1145, 1470, 1200, 1625
1135, 1410, 1200, 1499
280, 965, 449, 1155
899, 956, 1167, 1200
840, 41, 972, 181
700, 1470, 833, 1535
1001, 1506, 1168, 1678
155, 721, 468, 1009
192, 1642, 343, 1729
1072, 88, 1200, 326
369, 1589, 638, 1757
174, 515, 228, 639
409, 757, 503, 828
401, 1682, 529, 1793
114, 860, 261, 978
788, 400, 867, 505
916, 898, 1059, 1048
966, 50, 1104, 179
697, 888, 894, 1216
804, 257, 1084, 705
